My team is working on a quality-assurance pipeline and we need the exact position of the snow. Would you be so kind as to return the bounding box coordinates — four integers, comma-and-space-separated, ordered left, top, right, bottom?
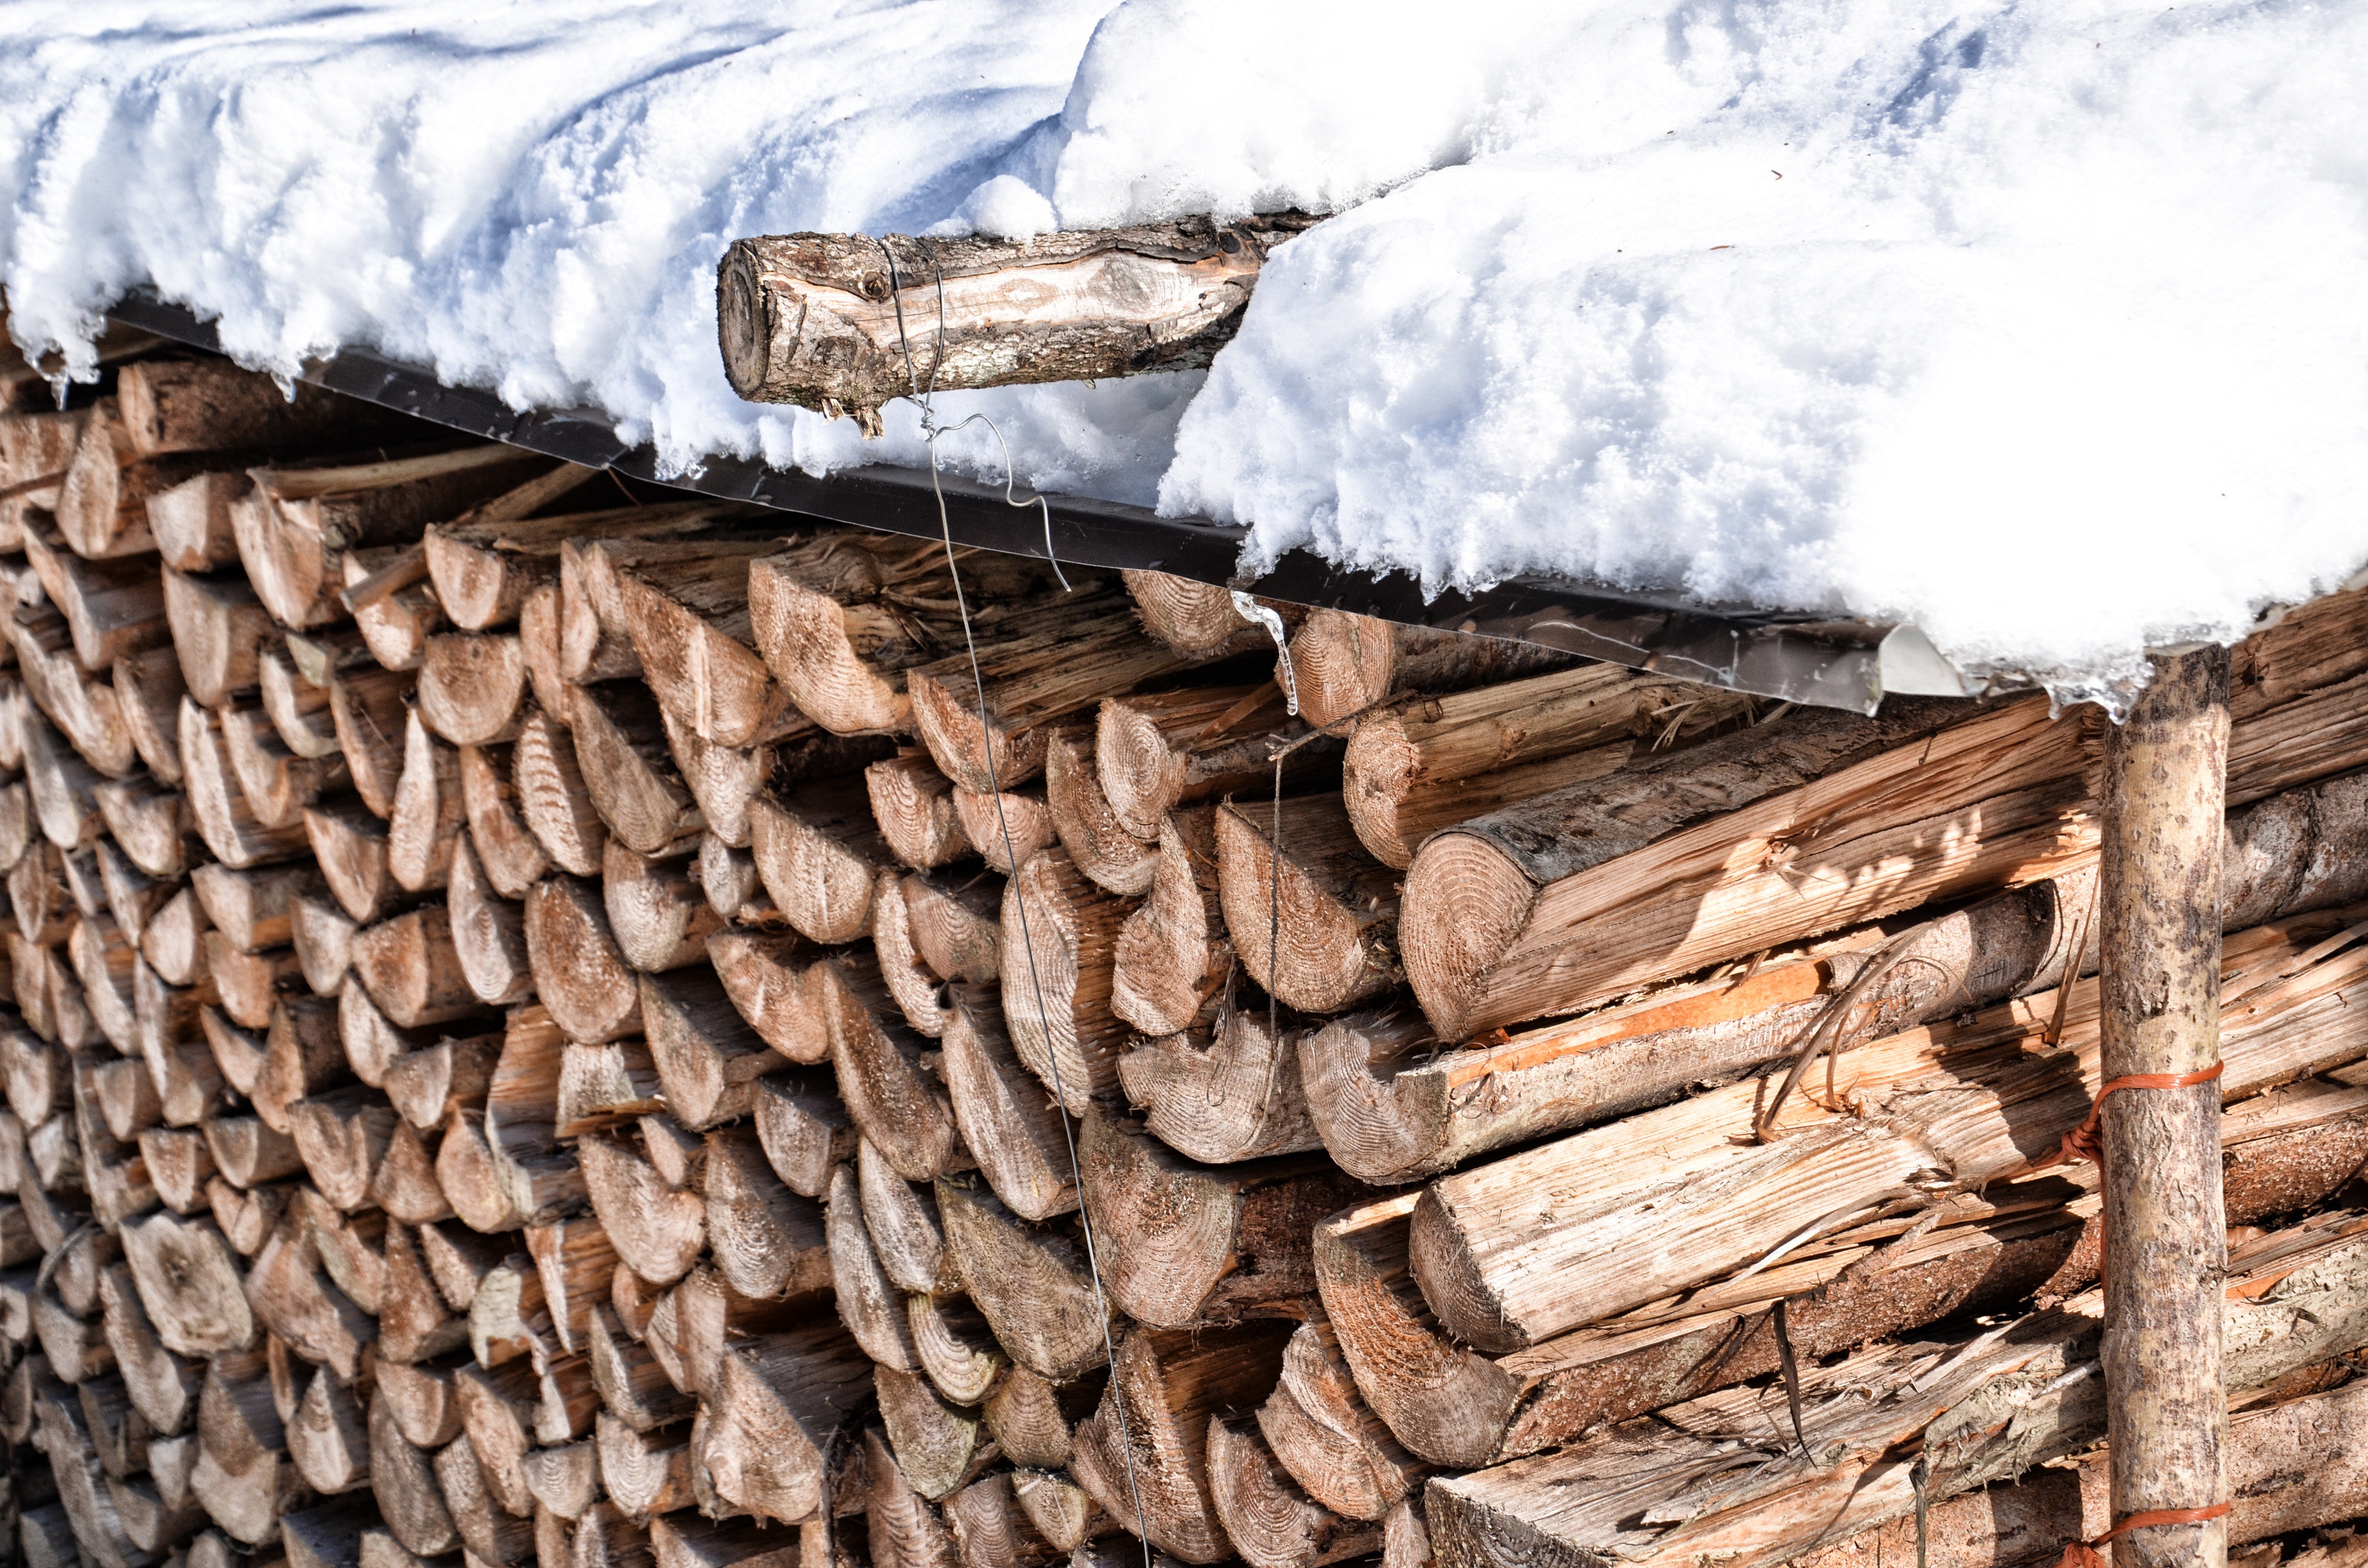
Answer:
4, 0, 2365, 703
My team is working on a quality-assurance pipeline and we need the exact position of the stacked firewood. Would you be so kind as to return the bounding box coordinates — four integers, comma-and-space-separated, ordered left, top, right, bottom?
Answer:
4, 336, 2368, 1568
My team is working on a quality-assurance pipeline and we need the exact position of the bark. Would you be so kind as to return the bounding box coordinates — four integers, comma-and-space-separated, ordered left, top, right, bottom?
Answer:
1206, 1414, 1382, 1568
1001, 847, 1132, 1115
1216, 795, 1399, 1015
114, 359, 385, 460
513, 704, 608, 878
870, 753, 974, 871
718, 220, 1317, 420
1284, 610, 1574, 732
2099, 645, 2231, 1568
1068, 1321, 1297, 1564
935, 1176, 1110, 1385
939, 983, 1079, 1223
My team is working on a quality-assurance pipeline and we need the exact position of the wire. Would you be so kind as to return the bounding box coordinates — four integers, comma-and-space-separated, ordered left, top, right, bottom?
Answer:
875, 233, 1152, 1565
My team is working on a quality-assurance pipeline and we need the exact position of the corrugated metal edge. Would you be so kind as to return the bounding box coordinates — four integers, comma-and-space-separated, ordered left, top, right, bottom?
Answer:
106, 289, 1976, 713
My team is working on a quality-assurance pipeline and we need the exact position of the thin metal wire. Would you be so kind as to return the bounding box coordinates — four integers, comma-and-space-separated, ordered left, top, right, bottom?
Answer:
875, 234, 1153, 1565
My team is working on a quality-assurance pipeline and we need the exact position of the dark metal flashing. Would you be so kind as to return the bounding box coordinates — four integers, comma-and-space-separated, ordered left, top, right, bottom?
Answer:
107, 289, 1971, 713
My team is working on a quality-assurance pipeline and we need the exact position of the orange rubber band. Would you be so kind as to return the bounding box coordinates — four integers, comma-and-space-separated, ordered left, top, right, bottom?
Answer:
2060, 1501, 2232, 1568
2048, 1062, 2226, 1168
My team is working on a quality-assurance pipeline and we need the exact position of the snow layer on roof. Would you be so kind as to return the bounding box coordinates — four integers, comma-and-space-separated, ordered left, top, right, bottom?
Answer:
4, 0, 2364, 703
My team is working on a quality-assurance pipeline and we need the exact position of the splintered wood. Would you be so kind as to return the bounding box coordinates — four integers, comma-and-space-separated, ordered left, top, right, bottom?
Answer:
7, 333, 2368, 1568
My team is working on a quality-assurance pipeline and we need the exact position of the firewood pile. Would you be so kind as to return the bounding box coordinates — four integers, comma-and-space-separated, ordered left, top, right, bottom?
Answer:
2, 338, 2368, 1568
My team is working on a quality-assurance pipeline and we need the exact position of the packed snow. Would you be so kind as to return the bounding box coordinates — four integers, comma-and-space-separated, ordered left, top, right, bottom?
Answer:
4, 0, 2364, 702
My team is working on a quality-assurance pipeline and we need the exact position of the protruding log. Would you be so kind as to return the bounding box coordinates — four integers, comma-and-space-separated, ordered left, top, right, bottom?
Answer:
558, 686, 698, 858
707, 928, 822, 1063
1013, 1469, 1105, 1554
138, 1124, 218, 1211
524, 878, 642, 1044
1121, 570, 1270, 660
702, 1124, 830, 1301
876, 1364, 994, 1501
939, 985, 1078, 1223
719, 221, 1316, 419
460, 744, 554, 899
603, 839, 721, 974
820, 952, 962, 1181
1070, 1322, 1297, 1564
234, 444, 544, 629
698, 1319, 874, 1525
1283, 610, 1571, 731
1400, 698, 2086, 1041
951, 784, 1055, 877
513, 706, 607, 878
697, 827, 770, 924
870, 754, 973, 871
936, 1178, 1110, 1385
451, 835, 536, 1006
825, 1155, 919, 1371
116, 359, 382, 459
1097, 682, 1315, 844
1121, 1003, 1323, 1165
1216, 796, 1398, 1015
578, 1131, 705, 1287
1340, 665, 1748, 869
1079, 1109, 1356, 1327
1001, 848, 1131, 1115
210, 933, 305, 1032
748, 776, 887, 944
1206, 1415, 1381, 1568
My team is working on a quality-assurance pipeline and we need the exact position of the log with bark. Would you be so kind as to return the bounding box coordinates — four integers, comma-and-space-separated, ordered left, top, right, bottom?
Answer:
718, 219, 1320, 425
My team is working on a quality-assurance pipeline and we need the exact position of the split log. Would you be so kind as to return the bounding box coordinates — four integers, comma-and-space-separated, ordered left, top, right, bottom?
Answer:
652, 1509, 803, 1568
555, 1038, 665, 1138
702, 1125, 830, 1301
1340, 664, 1752, 869
877, 866, 957, 1037
1283, 610, 1572, 732
24, 698, 118, 841
1256, 1315, 1424, 1523
907, 586, 1222, 796
1119, 1003, 1324, 1165
209, 934, 304, 1031
717, 219, 1319, 420
388, 712, 463, 892
115, 647, 189, 784
139, 1124, 218, 1210
939, 984, 1078, 1223
603, 839, 721, 974
151, 468, 247, 573
578, 1131, 705, 1287
750, 1070, 856, 1200
22, 528, 170, 670
869, 754, 973, 871
905, 874, 1002, 988
526, 1215, 621, 1357
303, 802, 398, 925
643, 968, 779, 1132
615, 544, 833, 750
451, 834, 535, 1006
259, 643, 344, 760
569, 684, 701, 856
513, 705, 607, 878
160, 568, 274, 709
234, 444, 544, 628
819, 952, 962, 1181
180, 698, 309, 868
909, 1294, 1005, 1407
1121, 570, 1271, 659
877, 1363, 995, 1502
1, 406, 90, 545
371, 1123, 453, 1227
1077, 1108, 1358, 1327
696, 1319, 874, 1525
1097, 682, 1316, 844
523, 877, 642, 1044
288, 1365, 371, 1495
587, 1300, 694, 1432
322, 665, 410, 820
1402, 909, 2368, 1356
1069, 1322, 1297, 1564
1045, 726, 1157, 896
95, 776, 190, 878
351, 906, 481, 1028
981, 1368, 1098, 1472
1206, 1415, 1381, 1568
1400, 696, 2090, 1040
203, 1112, 302, 1188
1000, 848, 1130, 1115
950, 784, 1055, 876
824, 1151, 917, 1370
747, 776, 888, 944
368, 1388, 460, 1556
377, 1222, 464, 1363
290, 1087, 397, 1212
859, 1136, 956, 1296
592, 1413, 692, 1520
706, 928, 822, 1063
947, 1473, 1062, 1568
417, 633, 527, 747
383, 1031, 500, 1130
245, 1218, 375, 1379
434, 1435, 536, 1564
862, 1425, 959, 1568
935, 1177, 1110, 1385
697, 830, 770, 924
16, 615, 141, 784
461, 744, 554, 898
1216, 796, 1397, 1015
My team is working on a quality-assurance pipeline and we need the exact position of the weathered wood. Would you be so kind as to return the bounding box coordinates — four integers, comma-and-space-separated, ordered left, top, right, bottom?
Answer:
909, 1293, 1005, 1407
513, 704, 607, 877
1400, 697, 2091, 1040
1045, 725, 1158, 896
696, 1318, 874, 1525
718, 220, 1316, 420
747, 775, 888, 944
116, 359, 385, 460
877, 865, 959, 1037
702, 1124, 829, 1302
1401, 909, 2368, 1356
259, 642, 346, 760
603, 838, 721, 974
824, 1156, 919, 1370
555, 1038, 665, 1139
160, 568, 275, 708
1001, 847, 1131, 1115
858, 1135, 956, 1296
2100, 644, 2231, 1568
1217, 795, 1398, 1015
644, 968, 779, 1132
877, 1362, 995, 1503
1079, 1107, 1357, 1327
288, 1365, 372, 1495
936, 1177, 1110, 1385
115, 647, 190, 784
1208, 1415, 1382, 1568
150, 468, 248, 573
982, 1368, 1098, 1472
383, 1031, 501, 1130
387, 711, 463, 892
460, 743, 554, 899
869, 754, 974, 871
1069, 1321, 1297, 1564
23, 527, 171, 670
906, 873, 1002, 987
947, 1472, 1062, 1568
950, 783, 1056, 877
434, 1433, 536, 1563
118, 1209, 255, 1358
1121, 569, 1271, 659
1285, 611, 1573, 732
567, 683, 703, 854
863, 1425, 959, 1568
16, 610, 141, 782
451, 833, 535, 1006
416, 633, 528, 747
750, 1069, 856, 1200
97, 776, 190, 878
234, 444, 544, 628
352, 905, 482, 1029
1097, 682, 1317, 844
578, 1130, 705, 1287
1258, 1313, 1425, 1523
369, 1386, 461, 1556
706, 928, 823, 1063
821, 951, 963, 1181
180, 697, 310, 868
616, 546, 840, 751
523, 877, 642, 1044
1120, 1002, 1324, 1164
939, 984, 1077, 1223
326, 665, 412, 819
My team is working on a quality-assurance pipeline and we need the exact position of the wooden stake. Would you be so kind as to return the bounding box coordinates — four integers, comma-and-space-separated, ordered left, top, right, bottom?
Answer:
2100, 645, 2231, 1568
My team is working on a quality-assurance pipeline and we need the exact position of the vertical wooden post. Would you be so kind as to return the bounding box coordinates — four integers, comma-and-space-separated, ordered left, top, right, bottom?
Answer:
2100, 644, 2230, 1568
